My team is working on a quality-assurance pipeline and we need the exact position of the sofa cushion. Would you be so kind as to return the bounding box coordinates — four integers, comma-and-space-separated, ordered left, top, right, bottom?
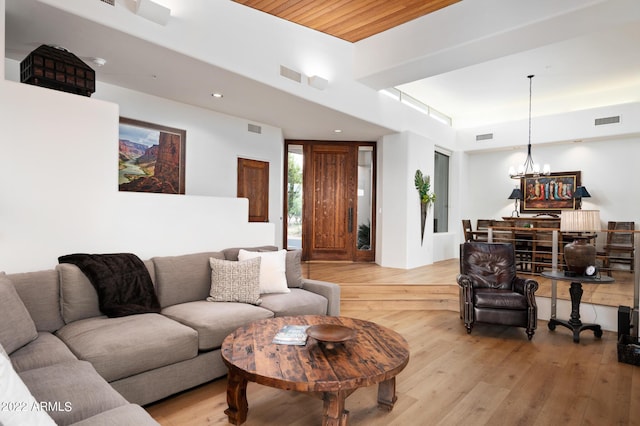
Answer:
162, 300, 274, 350
55, 314, 198, 382
19, 360, 128, 426
10, 332, 77, 373
70, 404, 159, 426
0, 345, 56, 426
0, 273, 38, 354
222, 245, 278, 261
57, 263, 102, 324
208, 257, 262, 305
259, 289, 328, 317
57, 260, 156, 324
58, 255, 159, 319
8, 269, 65, 332
238, 249, 290, 294
152, 251, 224, 308
285, 250, 304, 288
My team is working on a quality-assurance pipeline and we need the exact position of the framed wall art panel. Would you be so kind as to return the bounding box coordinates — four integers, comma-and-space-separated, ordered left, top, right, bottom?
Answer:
520, 171, 580, 214
118, 117, 186, 194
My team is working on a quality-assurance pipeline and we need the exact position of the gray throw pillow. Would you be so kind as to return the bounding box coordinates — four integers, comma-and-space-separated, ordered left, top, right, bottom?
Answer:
0, 273, 38, 354
207, 257, 262, 305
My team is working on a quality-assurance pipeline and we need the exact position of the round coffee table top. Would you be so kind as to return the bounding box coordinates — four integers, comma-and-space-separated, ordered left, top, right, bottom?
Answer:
221, 315, 410, 393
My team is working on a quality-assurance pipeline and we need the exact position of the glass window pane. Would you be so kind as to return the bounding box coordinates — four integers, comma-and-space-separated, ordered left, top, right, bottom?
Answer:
287, 146, 303, 250
357, 147, 373, 251
434, 151, 449, 233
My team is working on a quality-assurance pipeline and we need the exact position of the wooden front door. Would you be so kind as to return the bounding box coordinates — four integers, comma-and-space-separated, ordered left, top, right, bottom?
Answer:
303, 144, 357, 261
237, 158, 269, 222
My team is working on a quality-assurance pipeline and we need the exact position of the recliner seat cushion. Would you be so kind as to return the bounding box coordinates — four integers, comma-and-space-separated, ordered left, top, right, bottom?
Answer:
474, 289, 528, 310
162, 300, 273, 350
55, 313, 197, 382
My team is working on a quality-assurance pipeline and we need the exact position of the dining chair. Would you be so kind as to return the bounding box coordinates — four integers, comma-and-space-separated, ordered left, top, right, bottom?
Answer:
602, 221, 635, 276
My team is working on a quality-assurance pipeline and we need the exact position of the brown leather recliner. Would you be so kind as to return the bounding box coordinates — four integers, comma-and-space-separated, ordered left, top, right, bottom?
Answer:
457, 242, 539, 340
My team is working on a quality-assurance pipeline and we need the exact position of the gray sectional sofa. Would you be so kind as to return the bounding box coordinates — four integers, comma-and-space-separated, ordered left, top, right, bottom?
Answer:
0, 246, 340, 425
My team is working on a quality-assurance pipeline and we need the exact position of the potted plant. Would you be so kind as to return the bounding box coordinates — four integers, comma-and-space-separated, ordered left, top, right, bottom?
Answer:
414, 170, 436, 244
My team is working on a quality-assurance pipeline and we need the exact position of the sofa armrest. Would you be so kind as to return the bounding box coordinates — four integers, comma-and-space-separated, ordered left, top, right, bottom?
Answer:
301, 279, 340, 316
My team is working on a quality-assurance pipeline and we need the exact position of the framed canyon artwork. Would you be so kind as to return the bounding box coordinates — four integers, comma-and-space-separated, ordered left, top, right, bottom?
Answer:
118, 117, 186, 194
520, 171, 580, 214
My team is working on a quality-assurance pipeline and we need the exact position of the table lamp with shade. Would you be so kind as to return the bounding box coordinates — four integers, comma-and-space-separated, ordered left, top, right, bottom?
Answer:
508, 188, 522, 217
560, 210, 601, 276
572, 186, 591, 209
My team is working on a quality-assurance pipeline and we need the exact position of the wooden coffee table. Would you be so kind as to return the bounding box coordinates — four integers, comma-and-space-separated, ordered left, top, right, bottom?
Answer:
221, 315, 410, 426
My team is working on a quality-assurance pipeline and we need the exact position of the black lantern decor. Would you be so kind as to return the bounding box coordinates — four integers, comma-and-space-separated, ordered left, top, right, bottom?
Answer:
20, 45, 95, 97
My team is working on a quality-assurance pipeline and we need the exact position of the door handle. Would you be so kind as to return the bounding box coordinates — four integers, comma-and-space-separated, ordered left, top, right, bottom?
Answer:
348, 207, 353, 233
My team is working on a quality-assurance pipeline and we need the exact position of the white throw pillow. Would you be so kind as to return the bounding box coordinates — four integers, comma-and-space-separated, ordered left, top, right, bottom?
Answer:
238, 249, 290, 294
0, 344, 56, 425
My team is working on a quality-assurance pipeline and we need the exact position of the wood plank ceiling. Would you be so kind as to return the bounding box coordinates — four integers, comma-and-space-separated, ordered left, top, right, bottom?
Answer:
233, 0, 461, 42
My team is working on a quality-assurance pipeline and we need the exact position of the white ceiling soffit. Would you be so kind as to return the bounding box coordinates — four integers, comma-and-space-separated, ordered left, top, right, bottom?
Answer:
4, 0, 394, 141
355, 0, 640, 128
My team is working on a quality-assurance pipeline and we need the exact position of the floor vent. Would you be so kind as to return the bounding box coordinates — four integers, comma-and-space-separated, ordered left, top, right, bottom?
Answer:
595, 116, 620, 126
248, 124, 262, 134
99, 0, 115, 5
476, 133, 493, 141
280, 65, 302, 83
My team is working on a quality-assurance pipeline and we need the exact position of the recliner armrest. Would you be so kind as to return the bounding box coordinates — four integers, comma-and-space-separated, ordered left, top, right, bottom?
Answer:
456, 273, 474, 289
513, 276, 539, 296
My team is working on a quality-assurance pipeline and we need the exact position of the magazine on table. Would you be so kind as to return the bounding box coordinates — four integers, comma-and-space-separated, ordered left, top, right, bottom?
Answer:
273, 325, 311, 345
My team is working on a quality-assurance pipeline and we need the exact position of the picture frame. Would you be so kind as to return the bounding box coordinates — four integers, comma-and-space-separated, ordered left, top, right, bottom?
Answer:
520, 171, 581, 214
118, 117, 186, 194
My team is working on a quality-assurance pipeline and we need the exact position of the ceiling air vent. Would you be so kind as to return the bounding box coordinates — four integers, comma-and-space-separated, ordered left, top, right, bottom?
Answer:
594, 116, 620, 126
476, 133, 493, 141
248, 124, 262, 134
280, 65, 302, 83
100, 0, 115, 5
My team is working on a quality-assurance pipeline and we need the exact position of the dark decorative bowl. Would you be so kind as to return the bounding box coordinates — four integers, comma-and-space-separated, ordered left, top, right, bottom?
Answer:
306, 324, 356, 349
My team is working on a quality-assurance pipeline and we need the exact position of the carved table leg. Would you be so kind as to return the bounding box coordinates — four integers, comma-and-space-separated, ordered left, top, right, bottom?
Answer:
547, 281, 603, 343
322, 391, 349, 426
377, 377, 398, 411
225, 370, 248, 425
568, 282, 584, 328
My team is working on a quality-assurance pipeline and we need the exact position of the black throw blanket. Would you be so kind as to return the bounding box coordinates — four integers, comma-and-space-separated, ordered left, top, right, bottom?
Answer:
58, 253, 160, 318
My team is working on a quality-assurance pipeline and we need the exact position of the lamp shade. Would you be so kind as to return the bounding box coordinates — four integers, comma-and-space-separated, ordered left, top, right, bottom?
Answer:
560, 210, 601, 232
561, 210, 601, 275
508, 188, 522, 200
573, 186, 591, 198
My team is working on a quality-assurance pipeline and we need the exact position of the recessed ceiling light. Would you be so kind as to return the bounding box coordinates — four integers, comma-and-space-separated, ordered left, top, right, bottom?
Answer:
334, 129, 342, 133
211, 93, 223, 98
90, 57, 107, 67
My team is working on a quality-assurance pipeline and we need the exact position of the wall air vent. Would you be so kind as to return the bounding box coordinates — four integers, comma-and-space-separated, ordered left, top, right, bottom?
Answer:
594, 116, 620, 126
475, 133, 493, 141
100, 0, 115, 5
279, 65, 302, 83
248, 124, 262, 134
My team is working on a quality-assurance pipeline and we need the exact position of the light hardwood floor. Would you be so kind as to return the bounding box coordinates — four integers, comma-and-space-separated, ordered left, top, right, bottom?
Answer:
304, 259, 636, 310
146, 309, 640, 425
146, 261, 639, 425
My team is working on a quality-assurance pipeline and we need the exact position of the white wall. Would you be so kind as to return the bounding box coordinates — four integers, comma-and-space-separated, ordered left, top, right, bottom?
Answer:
458, 105, 640, 232
94, 82, 285, 240
378, 131, 441, 268
0, 79, 276, 273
